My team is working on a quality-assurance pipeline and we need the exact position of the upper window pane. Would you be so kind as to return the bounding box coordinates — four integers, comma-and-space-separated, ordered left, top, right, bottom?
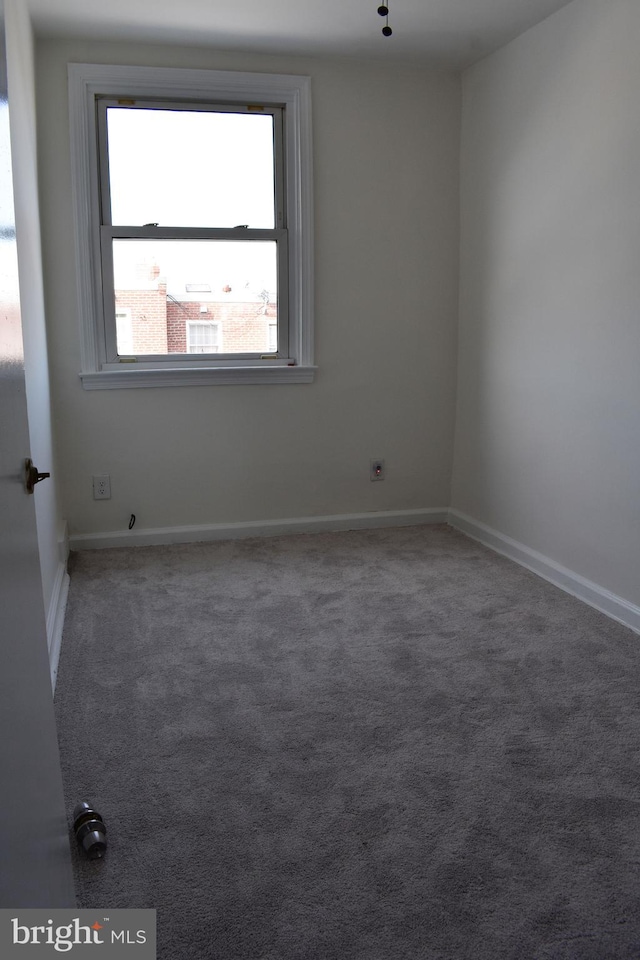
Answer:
105, 105, 276, 228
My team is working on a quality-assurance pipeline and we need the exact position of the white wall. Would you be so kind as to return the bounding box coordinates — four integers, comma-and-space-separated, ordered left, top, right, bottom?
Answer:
5, 0, 66, 637
453, 0, 640, 606
36, 39, 460, 537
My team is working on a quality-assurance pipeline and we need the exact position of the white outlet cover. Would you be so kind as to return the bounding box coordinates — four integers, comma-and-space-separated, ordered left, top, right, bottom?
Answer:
92, 475, 111, 499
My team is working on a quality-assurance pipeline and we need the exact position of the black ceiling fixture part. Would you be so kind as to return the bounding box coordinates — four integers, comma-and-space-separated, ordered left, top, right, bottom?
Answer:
377, 3, 392, 37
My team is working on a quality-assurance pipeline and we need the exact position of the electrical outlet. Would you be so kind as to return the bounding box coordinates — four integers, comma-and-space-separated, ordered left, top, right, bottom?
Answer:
93, 475, 111, 500
370, 459, 385, 481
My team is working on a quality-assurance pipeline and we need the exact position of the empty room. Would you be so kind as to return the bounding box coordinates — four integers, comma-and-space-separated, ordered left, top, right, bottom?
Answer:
1, 0, 639, 957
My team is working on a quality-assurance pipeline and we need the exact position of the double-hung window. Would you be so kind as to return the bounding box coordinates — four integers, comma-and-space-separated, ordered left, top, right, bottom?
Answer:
68, 64, 314, 388
187, 321, 221, 354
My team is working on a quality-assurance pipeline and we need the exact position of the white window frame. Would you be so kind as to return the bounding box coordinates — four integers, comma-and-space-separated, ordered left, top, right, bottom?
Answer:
114, 307, 133, 355
68, 63, 315, 389
186, 320, 221, 354
268, 320, 278, 353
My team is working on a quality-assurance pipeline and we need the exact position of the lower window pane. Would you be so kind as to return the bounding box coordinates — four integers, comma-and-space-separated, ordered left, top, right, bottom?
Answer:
112, 240, 278, 356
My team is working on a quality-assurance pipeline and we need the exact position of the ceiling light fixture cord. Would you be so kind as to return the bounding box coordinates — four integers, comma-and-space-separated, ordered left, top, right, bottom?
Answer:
377, 3, 392, 37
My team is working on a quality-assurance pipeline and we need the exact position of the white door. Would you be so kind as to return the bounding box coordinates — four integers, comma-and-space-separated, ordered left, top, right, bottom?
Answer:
0, 6, 74, 907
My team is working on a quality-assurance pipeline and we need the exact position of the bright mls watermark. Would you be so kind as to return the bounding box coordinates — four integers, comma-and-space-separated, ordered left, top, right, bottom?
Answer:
0, 910, 156, 958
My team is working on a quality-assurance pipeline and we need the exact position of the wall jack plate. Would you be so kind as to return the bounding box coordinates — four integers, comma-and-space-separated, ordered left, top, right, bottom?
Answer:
370, 459, 385, 481
93, 475, 111, 500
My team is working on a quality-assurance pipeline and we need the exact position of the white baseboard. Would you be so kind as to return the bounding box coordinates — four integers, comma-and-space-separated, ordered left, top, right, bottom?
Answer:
68, 508, 449, 552
47, 558, 70, 693
65, 506, 639, 637
449, 509, 640, 636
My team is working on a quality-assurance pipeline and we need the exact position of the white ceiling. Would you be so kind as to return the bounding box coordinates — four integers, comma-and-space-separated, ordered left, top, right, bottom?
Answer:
26, 0, 575, 69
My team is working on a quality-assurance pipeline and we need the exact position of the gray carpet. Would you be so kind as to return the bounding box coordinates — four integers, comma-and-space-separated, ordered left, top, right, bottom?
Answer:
54, 524, 640, 959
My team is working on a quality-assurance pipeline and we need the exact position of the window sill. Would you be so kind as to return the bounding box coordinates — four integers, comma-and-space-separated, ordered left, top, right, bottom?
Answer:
80, 365, 317, 389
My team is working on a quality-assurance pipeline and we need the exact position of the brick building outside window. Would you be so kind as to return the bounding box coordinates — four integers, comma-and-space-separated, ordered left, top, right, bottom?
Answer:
114, 260, 277, 357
